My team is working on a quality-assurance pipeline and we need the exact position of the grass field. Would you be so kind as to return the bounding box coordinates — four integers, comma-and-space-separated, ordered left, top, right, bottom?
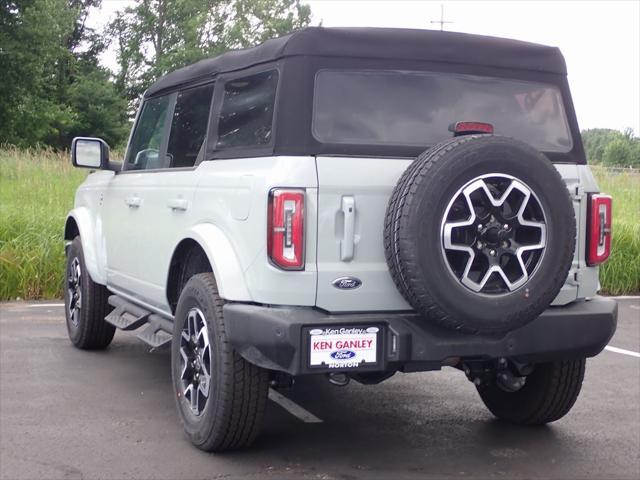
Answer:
0, 148, 638, 300
591, 166, 640, 296
0, 148, 87, 299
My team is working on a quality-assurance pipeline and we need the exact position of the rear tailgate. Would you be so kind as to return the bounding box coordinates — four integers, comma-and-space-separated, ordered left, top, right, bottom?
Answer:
315, 156, 590, 312
315, 156, 411, 311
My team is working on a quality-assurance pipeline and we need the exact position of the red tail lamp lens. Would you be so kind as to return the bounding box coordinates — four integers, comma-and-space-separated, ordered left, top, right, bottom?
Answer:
587, 194, 612, 266
268, 189, 305, 270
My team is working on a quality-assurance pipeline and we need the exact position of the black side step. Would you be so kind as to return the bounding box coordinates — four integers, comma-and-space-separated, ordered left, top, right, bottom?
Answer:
106, 295, 173, 348
136, 316, 174, 349
105, 296, 150, 330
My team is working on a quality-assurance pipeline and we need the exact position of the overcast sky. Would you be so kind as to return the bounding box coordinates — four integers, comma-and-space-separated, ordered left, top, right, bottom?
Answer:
94, 0, 640, 133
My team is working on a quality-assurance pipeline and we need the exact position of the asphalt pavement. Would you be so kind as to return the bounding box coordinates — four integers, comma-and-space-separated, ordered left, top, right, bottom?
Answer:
1, 299, 638, 480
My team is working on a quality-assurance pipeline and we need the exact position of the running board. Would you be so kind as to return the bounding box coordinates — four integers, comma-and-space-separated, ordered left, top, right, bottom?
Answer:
106, 296, 173, 348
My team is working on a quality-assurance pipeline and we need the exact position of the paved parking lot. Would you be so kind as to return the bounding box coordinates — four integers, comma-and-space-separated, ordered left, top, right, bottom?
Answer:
1, 299, 638, 480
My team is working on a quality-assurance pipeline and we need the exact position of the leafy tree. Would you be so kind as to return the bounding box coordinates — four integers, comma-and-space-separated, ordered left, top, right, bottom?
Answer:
603, 138, 633, 167
66, 66, 130, 147
0, 0, 74, 146
0, 0, 129, 148
107, 0, 311, 107
582, 128, 639, 167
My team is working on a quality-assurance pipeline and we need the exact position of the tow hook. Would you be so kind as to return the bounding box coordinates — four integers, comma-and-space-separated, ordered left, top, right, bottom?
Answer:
270, 372, 295, 389
462, 361, 494, 387
462, 357, 530, 391
495, 357, 527, 392
327, 372, 350, 387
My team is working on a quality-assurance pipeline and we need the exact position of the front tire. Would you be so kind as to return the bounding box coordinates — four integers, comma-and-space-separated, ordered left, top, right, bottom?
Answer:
477, 358, 586, 425
171, 273, 269, 452
64, 237, 115, 350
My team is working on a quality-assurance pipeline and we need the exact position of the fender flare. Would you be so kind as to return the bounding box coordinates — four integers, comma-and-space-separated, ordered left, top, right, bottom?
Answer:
182, 223, 252, 301
64, 208, 107, 285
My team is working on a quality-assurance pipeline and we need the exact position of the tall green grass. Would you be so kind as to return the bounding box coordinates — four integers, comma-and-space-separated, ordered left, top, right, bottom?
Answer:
0, 148, 86, 299
0, 149, 638, 299
592, 166, 640, 295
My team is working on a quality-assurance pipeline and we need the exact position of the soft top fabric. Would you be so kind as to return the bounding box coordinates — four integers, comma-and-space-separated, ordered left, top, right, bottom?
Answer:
145, 27, 566, 97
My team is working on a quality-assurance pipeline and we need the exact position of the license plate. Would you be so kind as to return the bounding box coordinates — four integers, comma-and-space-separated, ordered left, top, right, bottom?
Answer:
308, 326, 379, 369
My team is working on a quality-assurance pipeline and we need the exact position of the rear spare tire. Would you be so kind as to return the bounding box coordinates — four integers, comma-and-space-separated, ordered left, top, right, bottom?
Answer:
384, 135, 575, 335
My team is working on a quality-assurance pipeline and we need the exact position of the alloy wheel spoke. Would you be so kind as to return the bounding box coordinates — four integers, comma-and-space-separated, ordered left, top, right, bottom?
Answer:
441, 174, 547, 294
67, 258, 82, 327
179, 307, 213, 416
198, 376, 210, 399
179, 347, 190, 381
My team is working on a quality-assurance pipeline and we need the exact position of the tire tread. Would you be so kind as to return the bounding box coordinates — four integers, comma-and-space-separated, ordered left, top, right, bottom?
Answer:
174, 273, 268, 452
66, 237, 115, 350
478, 358, 586, 425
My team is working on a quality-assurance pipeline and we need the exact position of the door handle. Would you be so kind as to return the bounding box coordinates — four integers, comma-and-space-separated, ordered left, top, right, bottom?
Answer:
125, 196, 142, 208
340, 196, 355, 261
167, 197, 188, 211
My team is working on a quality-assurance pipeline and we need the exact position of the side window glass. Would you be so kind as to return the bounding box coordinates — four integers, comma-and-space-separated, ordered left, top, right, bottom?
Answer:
126, 95, 171, 170
167, 84, 214, 168
216, 70, 278, 149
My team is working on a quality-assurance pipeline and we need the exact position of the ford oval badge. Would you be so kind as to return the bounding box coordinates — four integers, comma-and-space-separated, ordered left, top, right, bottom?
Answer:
332, 276, 362, 290
330, 350, 356, 360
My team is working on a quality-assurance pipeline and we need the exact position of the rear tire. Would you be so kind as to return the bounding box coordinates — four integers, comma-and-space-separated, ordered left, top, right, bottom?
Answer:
171, 273, 269, 452
64, 237, 115, 350
477, 358, 586, 425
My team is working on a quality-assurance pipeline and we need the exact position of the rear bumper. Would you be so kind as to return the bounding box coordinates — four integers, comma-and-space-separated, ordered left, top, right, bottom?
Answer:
223, 296, 617, 376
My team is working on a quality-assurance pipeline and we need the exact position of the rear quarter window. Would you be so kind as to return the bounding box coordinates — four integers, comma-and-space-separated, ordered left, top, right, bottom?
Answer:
216, 70, 279, 149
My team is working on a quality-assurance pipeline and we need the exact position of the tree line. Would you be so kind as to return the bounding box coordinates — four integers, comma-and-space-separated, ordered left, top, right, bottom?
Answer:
581, 128, 640, 168
0, 0, 310, 149
2, 2, 638, 166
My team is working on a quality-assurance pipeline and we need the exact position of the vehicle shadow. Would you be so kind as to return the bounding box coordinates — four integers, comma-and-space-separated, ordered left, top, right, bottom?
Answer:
71, 335, 596, 479
241, 375, 573, 478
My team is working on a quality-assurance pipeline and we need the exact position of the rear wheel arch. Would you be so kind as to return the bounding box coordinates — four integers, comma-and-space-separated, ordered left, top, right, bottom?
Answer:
166, 226, 252, 314
166, 239, 214, 314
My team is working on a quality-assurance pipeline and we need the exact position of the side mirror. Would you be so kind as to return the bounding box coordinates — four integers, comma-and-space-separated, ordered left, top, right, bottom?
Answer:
71, 137, 119, 171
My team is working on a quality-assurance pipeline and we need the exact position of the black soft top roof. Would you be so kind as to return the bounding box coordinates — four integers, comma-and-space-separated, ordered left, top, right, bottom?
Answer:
145, 27, 567, 97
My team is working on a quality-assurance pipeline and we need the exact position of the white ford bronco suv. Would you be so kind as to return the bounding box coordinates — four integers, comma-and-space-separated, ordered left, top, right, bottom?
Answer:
65, 27, 617, 452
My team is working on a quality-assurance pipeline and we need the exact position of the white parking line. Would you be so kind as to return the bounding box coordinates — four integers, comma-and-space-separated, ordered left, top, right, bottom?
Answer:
605, 346, 640, 358
28, 303, 64, 308
268, 388, 323, 423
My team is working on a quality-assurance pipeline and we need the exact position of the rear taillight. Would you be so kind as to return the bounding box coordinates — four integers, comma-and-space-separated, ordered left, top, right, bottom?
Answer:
268, 189, 305, 270
587, 194, 612, 266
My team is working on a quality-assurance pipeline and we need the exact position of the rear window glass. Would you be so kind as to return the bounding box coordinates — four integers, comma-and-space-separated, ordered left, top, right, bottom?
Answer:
216, 70, 278, 149
313, 70, 572, 152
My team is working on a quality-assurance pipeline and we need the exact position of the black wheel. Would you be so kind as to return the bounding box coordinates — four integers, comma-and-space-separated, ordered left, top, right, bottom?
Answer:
477, 358, 586, 425
171, 273, 269, 452
384, 135, 576, 335
64, 237, 115, 349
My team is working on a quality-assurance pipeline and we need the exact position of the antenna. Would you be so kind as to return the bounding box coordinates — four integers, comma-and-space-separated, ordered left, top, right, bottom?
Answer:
430, 4, 453, 32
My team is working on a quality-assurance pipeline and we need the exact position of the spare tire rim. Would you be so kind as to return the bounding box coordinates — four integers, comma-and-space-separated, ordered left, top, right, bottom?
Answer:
67, 257, 82, 327
179, 307, 212, 416
440, 173, 547, 295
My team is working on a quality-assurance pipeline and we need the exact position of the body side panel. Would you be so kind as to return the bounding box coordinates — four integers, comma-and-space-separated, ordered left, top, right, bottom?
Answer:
188, 156, 318, 305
